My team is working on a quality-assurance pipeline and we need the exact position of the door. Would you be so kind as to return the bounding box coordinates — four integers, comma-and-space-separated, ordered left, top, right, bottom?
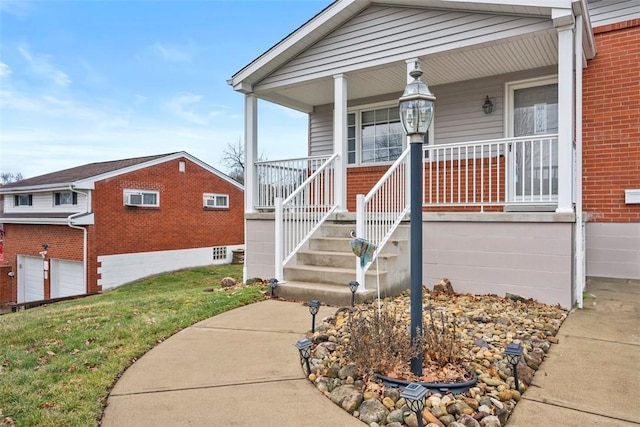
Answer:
507, 79, 559, 202
51, 259, 84, 298
17, 255, 44, 303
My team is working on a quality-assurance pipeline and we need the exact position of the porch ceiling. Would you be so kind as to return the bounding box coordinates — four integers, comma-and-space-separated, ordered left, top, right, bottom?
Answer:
256, 29, 558, 111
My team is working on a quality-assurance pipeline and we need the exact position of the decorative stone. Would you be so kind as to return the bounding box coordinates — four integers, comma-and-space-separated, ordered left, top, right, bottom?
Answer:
433, 278, 454, 294
358, 399, 389, 424
338, 363, 357, 380
220, 277, 236, 288
479, 415, 502, 427
382, 397, 396, 411
329, 385, 363, 414
387, 409, 404, 424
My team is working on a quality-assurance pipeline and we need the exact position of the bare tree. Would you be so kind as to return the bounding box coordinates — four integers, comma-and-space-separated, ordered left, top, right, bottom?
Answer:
1, 172, 24, 184
221, 138, 265, 184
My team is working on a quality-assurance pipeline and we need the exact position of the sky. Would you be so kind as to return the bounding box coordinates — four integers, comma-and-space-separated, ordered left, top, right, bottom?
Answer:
0, 0, 333, 179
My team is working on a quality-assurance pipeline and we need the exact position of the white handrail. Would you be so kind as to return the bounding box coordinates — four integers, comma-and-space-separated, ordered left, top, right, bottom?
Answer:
275, 154, 339, 281
355, 147, 411, 288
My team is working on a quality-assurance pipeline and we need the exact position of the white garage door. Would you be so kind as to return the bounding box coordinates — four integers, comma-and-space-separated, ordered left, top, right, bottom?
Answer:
51, 259, 84, 298
17, 255, 44, 303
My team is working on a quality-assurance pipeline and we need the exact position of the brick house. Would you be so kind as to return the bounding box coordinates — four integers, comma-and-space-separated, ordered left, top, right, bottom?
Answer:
229, 0, 639, 308
0, 152, 244, 304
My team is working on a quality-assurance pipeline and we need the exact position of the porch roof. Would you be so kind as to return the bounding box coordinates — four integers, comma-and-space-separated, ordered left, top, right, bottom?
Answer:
230, 0, 595, 113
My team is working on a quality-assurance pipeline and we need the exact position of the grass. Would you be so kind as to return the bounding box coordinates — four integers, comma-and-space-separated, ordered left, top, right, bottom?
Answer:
0, 264, 265, 426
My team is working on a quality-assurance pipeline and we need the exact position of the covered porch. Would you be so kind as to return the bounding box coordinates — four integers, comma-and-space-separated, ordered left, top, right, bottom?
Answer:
230, 0, 596, 308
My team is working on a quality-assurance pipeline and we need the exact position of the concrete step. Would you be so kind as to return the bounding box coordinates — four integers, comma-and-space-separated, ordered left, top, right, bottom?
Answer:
284, 264, 387, 288
296, 249, 398, 270
273, 280, 378, 307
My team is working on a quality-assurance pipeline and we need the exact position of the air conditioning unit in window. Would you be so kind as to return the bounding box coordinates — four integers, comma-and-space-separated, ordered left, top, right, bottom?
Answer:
126, 193, 144, 206
204, 198, 217, 208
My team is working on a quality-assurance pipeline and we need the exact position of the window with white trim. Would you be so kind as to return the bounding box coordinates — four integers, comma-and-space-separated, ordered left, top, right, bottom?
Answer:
203, 193, 229, 209
123, 189, 159, 207
347, 104, 432, 165
14, 194, 33, 206
55, 191, 77, 206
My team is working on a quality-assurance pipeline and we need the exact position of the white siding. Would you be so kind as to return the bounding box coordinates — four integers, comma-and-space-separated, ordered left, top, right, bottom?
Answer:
588, 0, 640, 27
586, 222, 640, 280
3, 191, 88, 214
98, 245, 243, 290
260, 5, 551, 89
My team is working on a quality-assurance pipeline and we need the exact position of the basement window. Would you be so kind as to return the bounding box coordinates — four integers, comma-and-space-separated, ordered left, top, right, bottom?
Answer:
212, 246, 227, 260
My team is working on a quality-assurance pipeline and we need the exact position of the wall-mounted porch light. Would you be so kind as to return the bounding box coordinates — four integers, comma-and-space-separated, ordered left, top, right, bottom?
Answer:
482, 96, 494, 114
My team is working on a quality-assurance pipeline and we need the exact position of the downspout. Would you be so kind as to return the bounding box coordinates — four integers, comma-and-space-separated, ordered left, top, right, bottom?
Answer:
67, 185, 89, 295
575, 14, 585, 308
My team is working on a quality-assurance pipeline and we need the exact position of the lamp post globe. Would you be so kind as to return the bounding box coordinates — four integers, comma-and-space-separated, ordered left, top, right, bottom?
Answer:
398, 62, 435, 376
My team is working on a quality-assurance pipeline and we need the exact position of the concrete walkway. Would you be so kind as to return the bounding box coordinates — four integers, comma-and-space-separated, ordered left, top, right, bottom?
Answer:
508, 277, 640, 426
101, 300, 365, 427
102, 278, 640, 426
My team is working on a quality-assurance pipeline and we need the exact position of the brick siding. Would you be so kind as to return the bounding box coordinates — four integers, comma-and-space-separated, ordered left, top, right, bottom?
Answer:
583, 20, 640, 222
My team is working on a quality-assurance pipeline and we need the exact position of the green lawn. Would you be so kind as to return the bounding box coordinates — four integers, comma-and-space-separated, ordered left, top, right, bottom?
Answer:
0, 264, 265, 426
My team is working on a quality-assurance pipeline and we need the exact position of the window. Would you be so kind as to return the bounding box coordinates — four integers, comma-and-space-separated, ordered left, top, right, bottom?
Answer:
347, 106, 404, 165
54, 191, 78, 206
123, 190, 159, 207
212, 246, 227, 260
203, 193, 229, 209
14, 194, 32, 206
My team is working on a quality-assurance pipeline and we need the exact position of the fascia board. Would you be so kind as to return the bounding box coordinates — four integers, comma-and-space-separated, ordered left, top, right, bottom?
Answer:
231, 0, 369, 88
0, 217, 70, 225
0, 184, 74, 194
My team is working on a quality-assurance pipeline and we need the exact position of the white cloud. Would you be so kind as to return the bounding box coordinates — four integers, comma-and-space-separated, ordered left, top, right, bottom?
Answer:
17, 43, 71, 87
0, 0, 31, 18
0, 62, 11, 78
164, 93, 222, 125
153, 41, 193, 62
1, 90, 113, 122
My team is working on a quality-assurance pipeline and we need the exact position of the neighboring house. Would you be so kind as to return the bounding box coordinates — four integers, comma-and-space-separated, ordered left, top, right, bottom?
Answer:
229, 0, 639, 308
0, 152, 244, 305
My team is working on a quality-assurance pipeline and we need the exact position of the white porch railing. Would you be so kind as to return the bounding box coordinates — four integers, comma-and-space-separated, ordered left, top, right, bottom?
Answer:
255, 155, 332, 210
274, 154, 338, 281
424, 134, 558, 208
354, 147, 411, 289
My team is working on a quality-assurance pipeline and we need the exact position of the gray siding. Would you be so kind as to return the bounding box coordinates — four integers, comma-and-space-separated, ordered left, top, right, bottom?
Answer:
309, 106, 333, 157
308, 67, 557, 154
588, 0, 640, 27
261, 5, 551, 88
586, 223, 640, 280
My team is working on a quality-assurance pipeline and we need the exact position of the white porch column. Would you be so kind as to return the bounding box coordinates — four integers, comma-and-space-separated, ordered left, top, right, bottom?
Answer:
244, 94, 258, 213
334, 74, 347, 212
556, 23, 575, 213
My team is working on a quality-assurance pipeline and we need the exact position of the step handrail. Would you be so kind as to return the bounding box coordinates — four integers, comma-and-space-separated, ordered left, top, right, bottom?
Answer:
275, 153, 339, 281
355, 147, 411, 289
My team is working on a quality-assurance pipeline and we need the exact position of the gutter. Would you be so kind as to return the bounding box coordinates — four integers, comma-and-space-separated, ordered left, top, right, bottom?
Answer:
67, 185, 90, 295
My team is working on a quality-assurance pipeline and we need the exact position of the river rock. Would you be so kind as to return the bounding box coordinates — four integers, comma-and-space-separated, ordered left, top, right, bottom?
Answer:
358, 399, 389, 424
480, 415, 502, 427
220, 277, 236, 288
387, 409, 404, 424
457, 414, 481, 427
338, 363, 357, 379
329, 385, 363, 414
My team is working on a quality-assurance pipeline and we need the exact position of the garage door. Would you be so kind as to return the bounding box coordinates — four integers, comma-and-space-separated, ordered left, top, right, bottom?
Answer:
17, 255, 44, 303
51, 259, 84, 298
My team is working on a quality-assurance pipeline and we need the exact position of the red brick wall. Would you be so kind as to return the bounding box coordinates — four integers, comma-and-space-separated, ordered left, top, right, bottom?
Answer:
91, 157, 244, 290
1, 224, 83, 300
583, 19, 640, 222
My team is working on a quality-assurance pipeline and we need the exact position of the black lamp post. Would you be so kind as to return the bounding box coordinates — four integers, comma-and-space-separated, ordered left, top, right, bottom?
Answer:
504, 342, 524, 391
268, 278, 278, 297
308, 300, 320, 333
400, 382, 428, 427
295, 337, 313, 375
398, 62, 436, 376
348, 281, 359, 307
